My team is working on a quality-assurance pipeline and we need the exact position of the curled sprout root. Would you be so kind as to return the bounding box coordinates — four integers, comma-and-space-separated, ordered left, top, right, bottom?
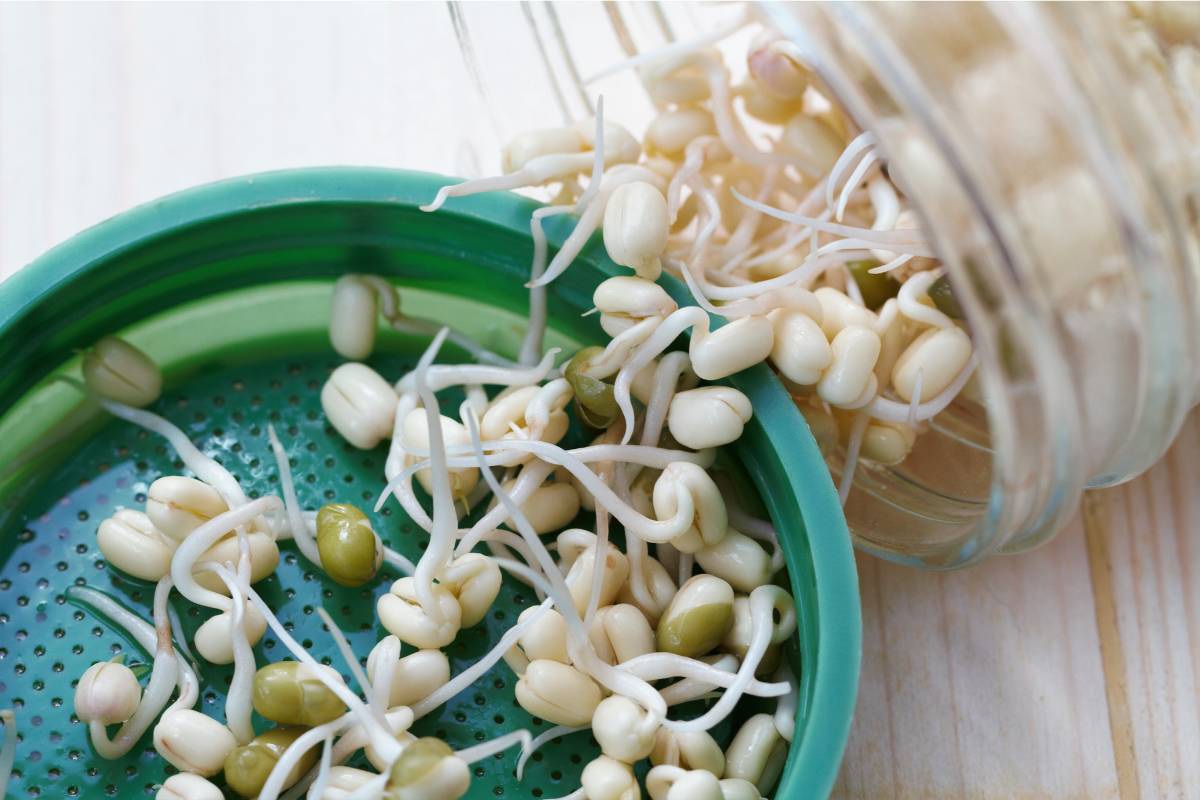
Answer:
202, 564, 256, 745
84, 578, 183, 759
99, 399, 250, 510
516, 725, 584, 780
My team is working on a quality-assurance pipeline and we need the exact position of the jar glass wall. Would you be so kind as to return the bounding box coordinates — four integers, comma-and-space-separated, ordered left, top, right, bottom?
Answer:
766, 1, 1200, 566
444, 2, 1200, 568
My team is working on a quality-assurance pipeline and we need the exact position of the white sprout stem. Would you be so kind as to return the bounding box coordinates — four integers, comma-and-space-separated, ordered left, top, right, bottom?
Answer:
656, 540, 681, 579
0, 710, 14, 799
308, 735, 335, 800
473, 439, 697, 543
329, 706, 414, 766
657, 654, 738, 707
898, 268, 953, 328
391, 316, 514, 368
170, 496, 282, 612
397, 439, 712, 472
695, 239, 875, 302
456, 729, 533, 765
867, 356, 977, 424
574, 108, 607, 213
525, 378, 573, 436
662, 586, 792, 733
531, 165, 665, 288
315, 608, 387, 731
724, 506, 777, 546
492, 556, 558, 599
379, 466, 431, 531
582, 316, 664, 380
476, 529, 549, 574
908, 369, 925, 426
381, 547, 416, 575
464, 384, 490, 418
89, 579, 181, 759
395, 349, 558, 394
641, 351, 691, 450
873, 298, 900, 338
166, 601, 197, 665
400, 441, 710, 552
869, 253, 915, 275
834, 150, 879, 224
613, 306, 709, 441
520, 98, 606, 364
619, 654, 788, 698
739, 212, 825, 270
269, 425, 321, 565
342, 772, 389, 800
470, 441, 715, 470
868, 173, 900, 233
516, 725, 583, 780
686, 176, 722, 267
718, 168, 778, 268
773, 664, 799, 743
67, 582, 199, 703
385, 392, 420, 483
732, 189, 938, 256
368, 636, 401, 722
421, 150, 595, 212
66, 586, 195, 681
99, 399, 249, 508
839, 411, 870, 507
677, 258, 759, 320
87, 658, 176, 759
677, 552, 694, 586
668, 136, 723, 221
244, 585, 401, 762
521, 204, 574, 366
490, 542, 543, 596
453, 460, 553, 556
843, 264, 866, 307
381, 440, 551, 534
357, 274, 399, 319
825, 131, 877, 213
694, 270, 815, 321
205, 564, 256, 745
257, 713, 358, 800
620, 530, 658, 618
584, 464, 614, 626
411, 328, 459, 623
411, 597, 553, 719
695, 55, 798, 170
159, 579, 199, 714
742, 182, 829, 268
583, 5, 748, 83
465, 409, 667, 722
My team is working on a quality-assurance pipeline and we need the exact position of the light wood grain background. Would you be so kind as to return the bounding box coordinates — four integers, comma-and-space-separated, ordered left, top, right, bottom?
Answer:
2, 4, 1197, 798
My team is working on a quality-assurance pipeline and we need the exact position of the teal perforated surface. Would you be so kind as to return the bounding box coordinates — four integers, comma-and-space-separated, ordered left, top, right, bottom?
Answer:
0, 169, 861, 799
0, 354, 759, 798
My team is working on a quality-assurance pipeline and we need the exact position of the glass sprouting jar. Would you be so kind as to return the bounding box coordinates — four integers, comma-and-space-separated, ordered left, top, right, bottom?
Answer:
765, 2, 1200, 567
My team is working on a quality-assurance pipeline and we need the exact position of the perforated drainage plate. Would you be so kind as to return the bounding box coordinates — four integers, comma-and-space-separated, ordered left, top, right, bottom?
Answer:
0, 351, 778, 798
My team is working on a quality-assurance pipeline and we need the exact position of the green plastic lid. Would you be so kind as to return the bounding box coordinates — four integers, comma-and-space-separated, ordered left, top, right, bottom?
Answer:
0, 168, 860, 799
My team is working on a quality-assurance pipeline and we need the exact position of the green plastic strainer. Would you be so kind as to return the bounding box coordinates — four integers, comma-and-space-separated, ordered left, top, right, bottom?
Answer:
0, 168, 860, 799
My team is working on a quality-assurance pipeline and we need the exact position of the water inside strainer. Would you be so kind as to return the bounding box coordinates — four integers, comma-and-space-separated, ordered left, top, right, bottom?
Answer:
0, 353, 762, 798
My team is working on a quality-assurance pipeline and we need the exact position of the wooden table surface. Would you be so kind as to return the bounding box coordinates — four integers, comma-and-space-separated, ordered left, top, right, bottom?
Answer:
2, 5, 1196, 798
